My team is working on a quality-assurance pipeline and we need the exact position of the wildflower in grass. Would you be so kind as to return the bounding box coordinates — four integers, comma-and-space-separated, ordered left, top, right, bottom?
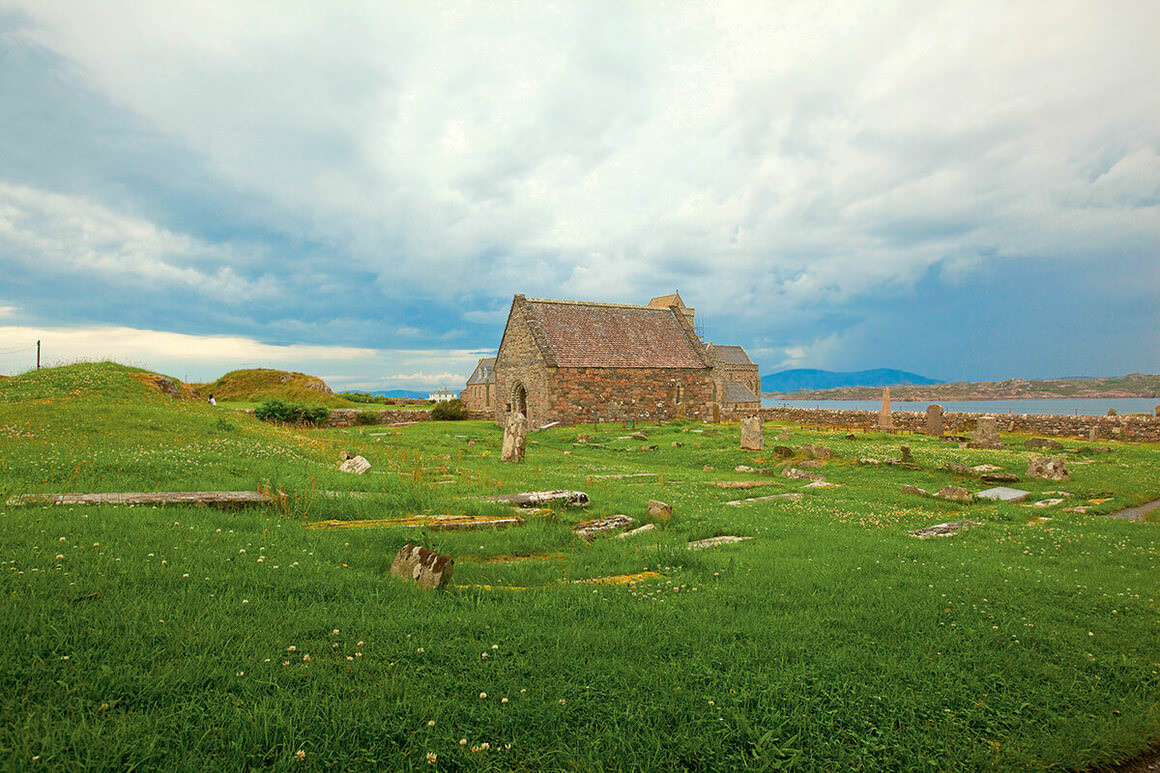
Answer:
417, 647, 424, 654
332, 629, 339, 635
559, 699, 566, 705
55, 554, 63, 560
427, 720, 435, 727
426, 752, 437, 764
295, 750, 306, 761
479, 692, 487, 699
58, 537, 65, 542
355, 652, 362, 657
501, 698, 508, 704
288, 646, 296, 651
357, 641, 364, 646
302, 654, 311, 661
236, 671, 244, 676
491, 644, 498, 650
282, 661, 290, 667
481, 652, 488, 660
346, 656, 354, 661
481, 743, 490, 750
459, 739, 467, 746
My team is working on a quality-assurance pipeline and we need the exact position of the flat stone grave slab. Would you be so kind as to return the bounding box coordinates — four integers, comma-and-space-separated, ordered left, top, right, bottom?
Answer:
725, 493, 803, 506
687, 536, 753, 550
975, 486, 1030, 503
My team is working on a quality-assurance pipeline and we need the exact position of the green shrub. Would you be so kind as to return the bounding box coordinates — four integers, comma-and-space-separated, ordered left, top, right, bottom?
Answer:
431, 398, 468, 421
354, 409, 380, 426
254, 398, 331, 426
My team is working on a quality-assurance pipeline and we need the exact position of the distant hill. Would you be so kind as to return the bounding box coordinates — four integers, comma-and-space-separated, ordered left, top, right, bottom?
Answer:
195, 368, 355, 406
762, 368, 941, 394
774, 373, 1160, 401
371, 389, 430, 400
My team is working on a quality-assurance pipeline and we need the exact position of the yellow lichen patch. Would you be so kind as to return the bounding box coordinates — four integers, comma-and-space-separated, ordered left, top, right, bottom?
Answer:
452, 584, 531, 591
457, 553, 567, 564
574, 571, 662, 586
1089, 498, 1113, 504
309, 514, 525, 530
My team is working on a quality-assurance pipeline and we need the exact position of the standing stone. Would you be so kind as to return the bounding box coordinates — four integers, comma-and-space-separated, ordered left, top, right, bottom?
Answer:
1088, 425, 1101, 442
969, 415, 1003, 449
878, 388, 894, 432
739, 415, 764, 451
925, 404, 944, 437
390, 544, 453, 590
1155, 406, 1159, 417
501, 410, 527, 462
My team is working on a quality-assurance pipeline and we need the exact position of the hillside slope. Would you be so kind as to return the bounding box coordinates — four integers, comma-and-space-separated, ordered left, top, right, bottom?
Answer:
762, 368, 941, 394
0, 361, 339, 494
196, 368, 354, 406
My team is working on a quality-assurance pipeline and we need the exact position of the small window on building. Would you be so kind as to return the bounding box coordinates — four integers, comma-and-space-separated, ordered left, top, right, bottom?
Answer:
675, 383, 683, 404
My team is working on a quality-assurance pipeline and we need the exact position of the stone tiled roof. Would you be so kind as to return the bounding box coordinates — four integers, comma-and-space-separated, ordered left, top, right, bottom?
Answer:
707, 344, 755, 366
521, 298, 712, 369
648, 291, 686, 309
466, 357, 496, 385
723, 381, 760, 403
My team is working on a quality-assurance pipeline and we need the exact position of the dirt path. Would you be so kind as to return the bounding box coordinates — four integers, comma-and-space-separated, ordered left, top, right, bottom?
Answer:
1103, 498, 1160, 521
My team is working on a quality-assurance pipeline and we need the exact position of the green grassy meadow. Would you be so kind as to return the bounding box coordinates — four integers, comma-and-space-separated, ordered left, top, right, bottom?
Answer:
3, 363, 1160, 770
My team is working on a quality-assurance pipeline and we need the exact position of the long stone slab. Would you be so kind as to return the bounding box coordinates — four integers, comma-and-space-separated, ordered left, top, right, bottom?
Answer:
6, 490, 279, 507
725, 493, 803, 506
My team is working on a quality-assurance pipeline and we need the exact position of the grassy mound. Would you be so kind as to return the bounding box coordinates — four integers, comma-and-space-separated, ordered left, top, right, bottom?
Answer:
195, 368, 354, 407
0, 361, 343, 494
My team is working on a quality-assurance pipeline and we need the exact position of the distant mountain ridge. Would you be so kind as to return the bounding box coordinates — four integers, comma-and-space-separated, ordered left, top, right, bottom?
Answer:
761, 368, 941, 394
370, 389, 430, 400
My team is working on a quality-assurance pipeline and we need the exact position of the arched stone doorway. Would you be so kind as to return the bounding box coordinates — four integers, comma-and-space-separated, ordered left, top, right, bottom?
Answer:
512, 383, 528, 418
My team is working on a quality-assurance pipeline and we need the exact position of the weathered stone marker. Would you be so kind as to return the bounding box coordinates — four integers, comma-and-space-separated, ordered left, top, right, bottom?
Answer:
572, 514, 637, 540
878, 388, 894, 431
968, 415, 1003, 449
338, 455, 371, 474
647, 499, 673, 521
739, 415, 764, 451
1027, 457, 1070, 481
935, 485, 974, 502
390, 544, 454, 590
501, 410, 527, 462
799, 444, 833, 459
782, 468, 824, 482
925, 404, 943, 437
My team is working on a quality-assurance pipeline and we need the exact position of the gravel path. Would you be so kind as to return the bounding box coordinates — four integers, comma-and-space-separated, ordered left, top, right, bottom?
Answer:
1103, 498, 1160, 521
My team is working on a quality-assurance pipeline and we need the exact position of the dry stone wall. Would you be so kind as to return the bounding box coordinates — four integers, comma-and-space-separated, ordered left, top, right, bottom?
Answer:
759, 406, 1160, 442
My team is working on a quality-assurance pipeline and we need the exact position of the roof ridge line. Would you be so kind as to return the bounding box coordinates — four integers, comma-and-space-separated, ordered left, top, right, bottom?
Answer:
524, 298, 667, 310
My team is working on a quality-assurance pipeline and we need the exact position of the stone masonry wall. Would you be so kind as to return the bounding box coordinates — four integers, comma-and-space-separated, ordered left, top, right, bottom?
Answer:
460, 383, 494, 413
493, 307, 554, 427
759, 406, 1160, 442
549, 366, 716, 424
715, 362, 760, 396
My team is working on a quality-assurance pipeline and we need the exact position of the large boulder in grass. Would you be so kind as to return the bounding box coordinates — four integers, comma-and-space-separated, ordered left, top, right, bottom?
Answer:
1027, 457, 1070, 481
647, 500, 673, 521
390, 544, 454, 590
339, 455, 371, 474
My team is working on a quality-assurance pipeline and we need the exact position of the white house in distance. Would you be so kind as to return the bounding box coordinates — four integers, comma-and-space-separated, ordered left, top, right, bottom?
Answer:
428, 388, 457, 402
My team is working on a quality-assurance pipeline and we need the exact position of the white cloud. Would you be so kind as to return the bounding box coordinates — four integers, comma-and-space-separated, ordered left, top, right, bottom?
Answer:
0, 182, 280, 300
0, 323, 493, 389
4, 1, 1159, 376
0, 305, 16, 318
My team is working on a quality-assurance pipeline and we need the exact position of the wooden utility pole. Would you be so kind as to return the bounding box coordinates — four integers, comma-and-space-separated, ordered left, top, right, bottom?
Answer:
36, 340, 40, 370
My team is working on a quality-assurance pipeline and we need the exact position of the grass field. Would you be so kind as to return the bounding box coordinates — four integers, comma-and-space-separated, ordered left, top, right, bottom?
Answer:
3, 363, 1160, 770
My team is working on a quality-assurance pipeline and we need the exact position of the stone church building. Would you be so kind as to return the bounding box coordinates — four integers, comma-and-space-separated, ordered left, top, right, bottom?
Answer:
465, 292, 760, 426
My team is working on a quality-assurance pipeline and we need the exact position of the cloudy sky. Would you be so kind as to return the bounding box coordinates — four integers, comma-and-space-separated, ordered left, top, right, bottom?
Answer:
1, 1, 1157, 389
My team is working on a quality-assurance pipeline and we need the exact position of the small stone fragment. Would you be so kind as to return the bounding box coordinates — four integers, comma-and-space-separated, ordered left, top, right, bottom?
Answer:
725, 493, 802, 506
908, 521, 983, 539
934, 485, 974, 502
799, 444, 833, 459
646, 499, 673, 521
901, 485, 932, 498
390, 544, 454, 590
975, 486, 1030, 503
338, 455, 371, 474
782, 468, 824, 482
773, 446, 795, 459
1026, 457, 1070, 481
734, 465, 755, 473
618, 523, 658, 539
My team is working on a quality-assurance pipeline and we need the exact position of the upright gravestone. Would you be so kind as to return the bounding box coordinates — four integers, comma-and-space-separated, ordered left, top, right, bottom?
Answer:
969, 415, 1003, 449
739, 415, 764, 451
877, 388, 894, 432
925, 404, 944, 437
501, 410, 527, 462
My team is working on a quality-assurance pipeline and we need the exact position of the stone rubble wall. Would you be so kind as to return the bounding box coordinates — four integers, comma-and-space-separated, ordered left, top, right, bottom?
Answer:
324, 409, 433, 427
758, 406, 1160, 442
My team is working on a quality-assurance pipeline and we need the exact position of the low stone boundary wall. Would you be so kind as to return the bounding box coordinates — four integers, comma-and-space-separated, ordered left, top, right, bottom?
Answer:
759, 406, 1160, 443
326, 409, 432, 427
